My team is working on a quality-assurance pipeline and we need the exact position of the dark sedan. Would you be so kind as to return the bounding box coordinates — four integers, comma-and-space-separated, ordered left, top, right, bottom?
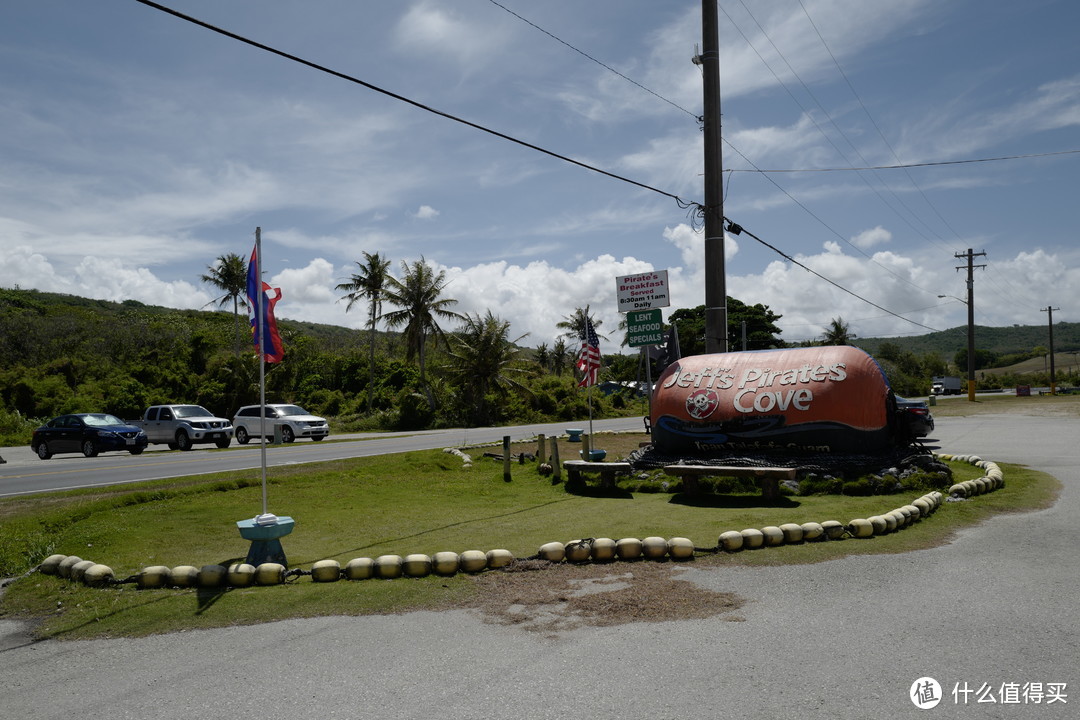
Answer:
895, 396, 935, 439
31, 413, 149, 459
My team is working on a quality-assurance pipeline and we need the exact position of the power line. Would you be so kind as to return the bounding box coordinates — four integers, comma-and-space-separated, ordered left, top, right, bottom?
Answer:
134, 0, 942, 337
725, 148, 1080, 173
484, 0, 700, 122
132, 0, 696, 209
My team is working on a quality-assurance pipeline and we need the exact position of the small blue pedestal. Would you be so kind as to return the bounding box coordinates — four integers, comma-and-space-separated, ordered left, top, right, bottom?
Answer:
566, 428, 584, 442
236, 516, 294, 567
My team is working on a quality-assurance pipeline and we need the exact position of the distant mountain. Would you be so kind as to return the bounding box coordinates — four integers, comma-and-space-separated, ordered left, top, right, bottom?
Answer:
854, 322, 1080, 358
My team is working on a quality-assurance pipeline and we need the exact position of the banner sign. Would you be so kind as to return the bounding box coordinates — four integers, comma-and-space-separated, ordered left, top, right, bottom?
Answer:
626, 308, 663, 347
616, 270, 669, 312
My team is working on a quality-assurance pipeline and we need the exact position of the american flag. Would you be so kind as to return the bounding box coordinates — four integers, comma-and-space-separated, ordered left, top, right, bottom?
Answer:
577, 315, 601, 387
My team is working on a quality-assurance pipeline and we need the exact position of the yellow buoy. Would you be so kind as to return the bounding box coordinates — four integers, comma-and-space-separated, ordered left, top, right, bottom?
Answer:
310, 559, 341, 583
912, 498, 931, 517
83, 564, 114, 587
486, 549, 514, 569
591, 538, 617, 562
538, 541, 566, 563
847, 518, 873, 538
402, 554, 432, 577
800, 522, 825, 541
197, 564, 227, 587
902, 504, 921, 521
642, 536, 668, 559
432, 552, 460, 576
57, 555, 83, 578
948, 483, 968, 498
137, 565, 172, 589
39, 554, 67, 575
343, 557, 375, 581
615, 537, 643, 559
740, 528, 765, 549
820, 520, 845, 540
564, 540, 592, 564
760, 526, 785, 546
867, 516, 888, 535
667, 537, 695, 560
718, 530, 744, 551
459, 550, 489, 573
255, 562, 286, 585
170, 565, 199, 588
881, 514, 898, 533
227, 563, 256, 587
374, 555, 403, 579
69, 559, 96, 582
779, 523, 804, 543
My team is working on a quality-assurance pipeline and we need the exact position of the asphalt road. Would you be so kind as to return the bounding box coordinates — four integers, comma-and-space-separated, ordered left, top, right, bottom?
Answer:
0, 417, 646, 498
3, 414, 1077, 719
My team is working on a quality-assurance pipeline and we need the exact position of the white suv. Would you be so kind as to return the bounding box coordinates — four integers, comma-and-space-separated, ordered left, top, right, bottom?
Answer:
232, 404, 330, 444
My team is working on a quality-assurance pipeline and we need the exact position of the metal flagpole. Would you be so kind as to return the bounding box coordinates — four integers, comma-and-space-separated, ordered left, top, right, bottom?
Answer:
256, 227, 268, 517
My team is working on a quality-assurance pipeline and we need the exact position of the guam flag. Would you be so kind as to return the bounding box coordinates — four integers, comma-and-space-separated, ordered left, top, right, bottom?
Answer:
247, 243, 285, 363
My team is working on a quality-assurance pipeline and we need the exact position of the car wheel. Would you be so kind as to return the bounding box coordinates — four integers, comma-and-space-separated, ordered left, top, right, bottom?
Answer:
175, 432, 192, 451
35, 442, 52, 460
235, 427, 250, 445
311, 435, 324, 442
282, 426, 295, 443
82, 440, 99, 458
129, 447, 144, 455
216, 438, 231, 449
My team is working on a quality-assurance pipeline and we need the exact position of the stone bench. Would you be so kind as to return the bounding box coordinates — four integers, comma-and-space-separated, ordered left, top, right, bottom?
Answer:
563, 460, 633, 489
661, 464, 797, 500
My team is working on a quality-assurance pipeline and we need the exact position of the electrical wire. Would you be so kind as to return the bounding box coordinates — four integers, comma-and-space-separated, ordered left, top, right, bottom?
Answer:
132, 0, 695, 208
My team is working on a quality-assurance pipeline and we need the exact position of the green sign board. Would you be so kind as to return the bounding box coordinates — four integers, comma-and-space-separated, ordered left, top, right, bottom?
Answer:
626, 308, 663, 348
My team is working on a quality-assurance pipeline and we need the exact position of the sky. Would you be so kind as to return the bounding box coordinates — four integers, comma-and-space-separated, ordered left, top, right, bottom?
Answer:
2, 0, 1079, 353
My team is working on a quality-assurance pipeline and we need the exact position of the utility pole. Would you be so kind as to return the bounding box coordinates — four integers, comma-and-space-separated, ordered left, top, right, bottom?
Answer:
955, 248, 986, 401
1042, 305, 1060, 394
700, 0, 727, 353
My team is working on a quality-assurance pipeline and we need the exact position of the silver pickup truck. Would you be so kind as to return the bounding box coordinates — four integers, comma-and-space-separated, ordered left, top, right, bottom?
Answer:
135, 404, 234, 450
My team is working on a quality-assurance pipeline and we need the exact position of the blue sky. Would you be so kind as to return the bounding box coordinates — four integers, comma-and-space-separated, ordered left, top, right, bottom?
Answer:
2, 0, 1079, 350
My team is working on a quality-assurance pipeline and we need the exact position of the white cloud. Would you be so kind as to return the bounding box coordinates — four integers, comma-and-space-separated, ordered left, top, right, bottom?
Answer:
852, 226, 892, 249
414, 205, 440, 220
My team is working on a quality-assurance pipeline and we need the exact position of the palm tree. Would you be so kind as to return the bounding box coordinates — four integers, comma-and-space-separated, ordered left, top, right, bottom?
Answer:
336, 251, 392, 412
556, 307, 607, 343
445, 311, 529, 425
200, 253, 249, 357
382, 257, 464, 409
822, 317, 856, 346
551, 338, 570, 376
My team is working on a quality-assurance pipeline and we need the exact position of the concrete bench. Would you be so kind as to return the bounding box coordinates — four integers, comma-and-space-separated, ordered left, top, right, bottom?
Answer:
563, 460, 632, 489
661, 464, 797, 500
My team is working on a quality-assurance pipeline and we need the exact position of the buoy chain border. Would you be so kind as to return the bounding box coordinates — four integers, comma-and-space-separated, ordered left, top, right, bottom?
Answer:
30, 452, 1002, 590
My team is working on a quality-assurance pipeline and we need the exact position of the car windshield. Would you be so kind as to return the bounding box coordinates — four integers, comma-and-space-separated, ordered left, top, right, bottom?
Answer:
173, 406, 213, 418
275, 405, 308, 417
82, 414, 125, 427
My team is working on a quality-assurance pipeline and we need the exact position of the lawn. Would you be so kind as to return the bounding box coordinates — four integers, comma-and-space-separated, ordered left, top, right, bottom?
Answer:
0, 425, 1061, 639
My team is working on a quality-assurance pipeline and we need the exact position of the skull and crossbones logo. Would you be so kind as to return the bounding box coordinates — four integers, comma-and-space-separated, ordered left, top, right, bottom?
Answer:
685, 388, 720, 420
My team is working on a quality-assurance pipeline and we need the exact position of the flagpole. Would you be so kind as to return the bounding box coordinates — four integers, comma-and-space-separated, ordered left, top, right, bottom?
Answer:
256, 227, 268, 517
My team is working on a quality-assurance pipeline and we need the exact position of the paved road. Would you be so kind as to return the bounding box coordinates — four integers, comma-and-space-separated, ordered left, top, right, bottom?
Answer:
0, 417, 646, 498
3, 414, 1077, 719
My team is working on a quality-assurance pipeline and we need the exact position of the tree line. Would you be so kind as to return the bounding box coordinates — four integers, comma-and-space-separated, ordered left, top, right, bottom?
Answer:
2, 253, 1065, 445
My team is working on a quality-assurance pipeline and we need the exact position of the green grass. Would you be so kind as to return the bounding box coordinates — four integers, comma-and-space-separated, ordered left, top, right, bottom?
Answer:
0, 437, 1060, 640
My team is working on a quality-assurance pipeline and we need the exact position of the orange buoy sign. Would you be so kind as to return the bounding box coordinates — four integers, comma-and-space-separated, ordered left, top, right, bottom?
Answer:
650, 346, 894, 455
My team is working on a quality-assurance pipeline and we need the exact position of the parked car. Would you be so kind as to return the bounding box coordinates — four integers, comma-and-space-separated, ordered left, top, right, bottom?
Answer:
133, 404, 233, 450
895, 396, 935, 438
31, 413, 149, 459
232, 404, 330, 444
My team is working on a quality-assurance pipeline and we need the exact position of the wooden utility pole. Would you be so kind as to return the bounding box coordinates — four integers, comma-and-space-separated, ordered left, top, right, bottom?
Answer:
700, 0, 727, 353
1042, 305, 1060, 394
955, 248, 986, 401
